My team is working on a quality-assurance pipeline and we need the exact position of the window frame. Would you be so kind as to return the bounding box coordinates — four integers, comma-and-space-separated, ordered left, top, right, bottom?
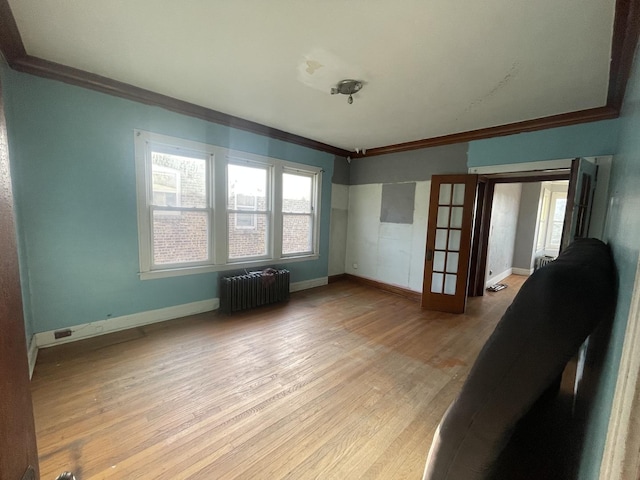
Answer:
535, 183, 568, 257
280, 167, 319, 258
134, 130, 322, 280
225, 157, 273, 263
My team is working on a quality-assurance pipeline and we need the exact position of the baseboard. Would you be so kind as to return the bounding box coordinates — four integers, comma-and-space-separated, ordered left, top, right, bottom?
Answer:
328, 274, 347, 283
512, 267, 533, 276
485, 268, 513, 288
27, 335, 38, 379
35, 298, 219, 348
344, 274, 421, 302
290, 277, 328, 292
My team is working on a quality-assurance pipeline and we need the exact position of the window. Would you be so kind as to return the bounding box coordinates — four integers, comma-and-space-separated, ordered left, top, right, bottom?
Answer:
282, 170, 316, 256
135, 130, 322, 279
227, 162, 270, 260
535, 184, 568, 255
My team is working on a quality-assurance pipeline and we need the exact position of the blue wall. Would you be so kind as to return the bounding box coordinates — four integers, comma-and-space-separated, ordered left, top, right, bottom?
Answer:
468, 118, 620, 167
1, 66, 333, 334
578, 45, 640, 478
465, 49, 640, 476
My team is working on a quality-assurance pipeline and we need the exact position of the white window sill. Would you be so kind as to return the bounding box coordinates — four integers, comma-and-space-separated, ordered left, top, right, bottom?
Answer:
139, 254, 320, 280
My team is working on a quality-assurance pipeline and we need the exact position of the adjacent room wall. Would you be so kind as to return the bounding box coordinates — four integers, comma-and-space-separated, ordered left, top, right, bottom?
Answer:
1, 65, 335, 335
485, 183, 522, 286
512, 182, 542, 273
345, 144, 468, 292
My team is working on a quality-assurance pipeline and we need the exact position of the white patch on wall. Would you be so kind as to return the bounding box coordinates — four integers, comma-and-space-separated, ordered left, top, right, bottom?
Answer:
346, 181, 431, 292
329, 183, 349, 276
410, 181, 431, 291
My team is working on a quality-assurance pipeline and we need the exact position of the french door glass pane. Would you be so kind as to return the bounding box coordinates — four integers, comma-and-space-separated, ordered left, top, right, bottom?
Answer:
437, 207, 450, 228
152, 152, 206, 208
448, 230, 461, 251
446, 252, 459, 273
439, 184, 452, 204
433, 251, 446, 271
153, 210, 208, 264
450, 207, 464, 228
431, 273, 444, 293
283, 214, 312, 254
228, 213, 269, 259
435, 229, 448, 250
452, 183, 465, 205
444, 274, 457, 295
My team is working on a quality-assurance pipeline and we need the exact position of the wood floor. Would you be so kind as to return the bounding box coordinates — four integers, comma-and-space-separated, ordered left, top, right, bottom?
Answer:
31, 275, 526, 480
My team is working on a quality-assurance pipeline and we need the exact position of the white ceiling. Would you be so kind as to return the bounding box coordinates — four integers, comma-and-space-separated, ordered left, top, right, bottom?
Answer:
8, 0, 616, 152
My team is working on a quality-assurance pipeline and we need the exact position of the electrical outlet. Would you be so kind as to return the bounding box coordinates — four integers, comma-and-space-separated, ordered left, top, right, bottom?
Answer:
54, 329, 72, 339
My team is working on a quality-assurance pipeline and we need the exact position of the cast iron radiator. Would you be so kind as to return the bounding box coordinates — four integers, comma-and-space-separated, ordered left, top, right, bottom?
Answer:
535, 255, 556, 270
220, 268, 290, 314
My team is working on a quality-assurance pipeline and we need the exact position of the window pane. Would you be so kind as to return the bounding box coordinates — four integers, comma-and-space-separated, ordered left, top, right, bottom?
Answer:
228, 164, 268, 212
553, 198, 567, 221
550, 221, 563, 246
152, 210, 208, 264
228, 213, 269, 259
152, 152, 206, 208
283, 173, 312, 213
283, 214, 312, 254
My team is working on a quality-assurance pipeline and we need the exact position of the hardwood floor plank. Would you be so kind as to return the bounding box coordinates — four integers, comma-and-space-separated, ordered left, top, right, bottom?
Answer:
31, 276, 525, 479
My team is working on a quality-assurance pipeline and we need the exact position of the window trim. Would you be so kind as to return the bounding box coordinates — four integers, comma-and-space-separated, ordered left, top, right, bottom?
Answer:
281, 167, 319, 257
226, 158, 273, 263
134, 130, 322, 280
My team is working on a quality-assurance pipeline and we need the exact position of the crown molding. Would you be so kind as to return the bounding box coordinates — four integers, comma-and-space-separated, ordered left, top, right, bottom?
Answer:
0, 0, 638, 158
358, 106, 619, 158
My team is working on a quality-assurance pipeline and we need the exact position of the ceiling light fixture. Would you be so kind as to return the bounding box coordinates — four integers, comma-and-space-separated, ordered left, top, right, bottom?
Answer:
331, 79, 363, 104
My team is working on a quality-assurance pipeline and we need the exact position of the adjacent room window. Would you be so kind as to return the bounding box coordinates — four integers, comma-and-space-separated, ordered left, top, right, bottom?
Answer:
135, 130, 322, 279
535, 185, 567, 255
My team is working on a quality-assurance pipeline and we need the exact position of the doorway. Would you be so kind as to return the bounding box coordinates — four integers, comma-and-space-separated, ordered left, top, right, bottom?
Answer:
468, 170, 572, 297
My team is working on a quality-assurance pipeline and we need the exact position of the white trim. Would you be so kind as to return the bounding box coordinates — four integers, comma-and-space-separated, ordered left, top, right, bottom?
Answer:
32, 278, 328, 349
600, 256, 640, 480
139, 254, 320, 280
512, 267, 533, 276
27, 335, 38, 379
290, 277, 328, 292
485, 268, 513, 288
35, 298, 218, 348
468, 158, 573, 175
135, 130, 323, 279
